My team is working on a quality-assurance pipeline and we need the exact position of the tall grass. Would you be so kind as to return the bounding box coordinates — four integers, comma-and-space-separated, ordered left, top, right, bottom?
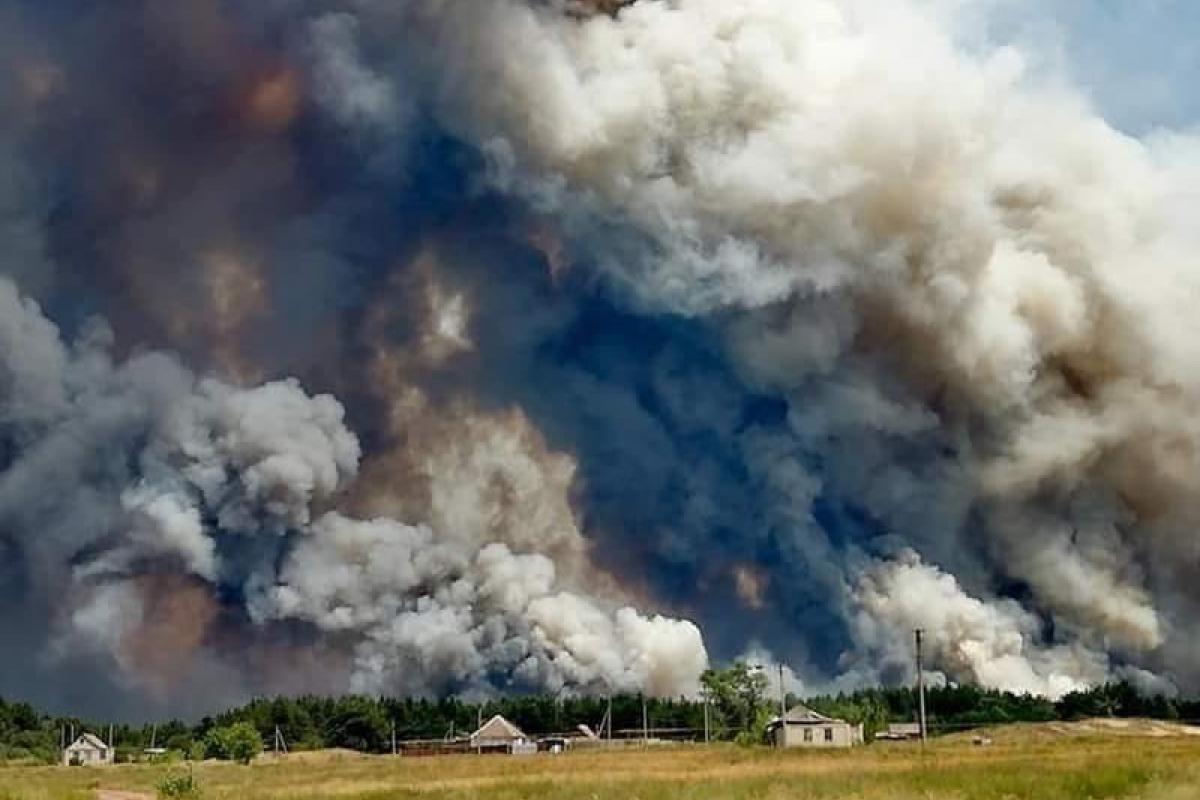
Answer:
3, 727, 1198, 800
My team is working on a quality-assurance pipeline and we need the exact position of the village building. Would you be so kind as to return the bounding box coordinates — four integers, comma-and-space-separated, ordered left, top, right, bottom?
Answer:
470, 714, 537, 755
537, 735, 570, 754
766, 705, 864, 748
63, 733, 113, 766
876, 722, 922, 741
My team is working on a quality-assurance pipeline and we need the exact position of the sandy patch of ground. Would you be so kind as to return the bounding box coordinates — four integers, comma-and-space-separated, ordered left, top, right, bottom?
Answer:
943, 718, 1200, 743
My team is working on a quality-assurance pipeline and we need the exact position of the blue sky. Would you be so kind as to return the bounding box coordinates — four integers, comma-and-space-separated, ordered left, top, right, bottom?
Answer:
988, 0, 1200, 134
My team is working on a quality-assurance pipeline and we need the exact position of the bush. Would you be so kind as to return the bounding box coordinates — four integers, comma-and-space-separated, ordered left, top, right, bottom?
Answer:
157, 769, 202, 799
734, 707, 776, 747
115, 745, 140, 764
165, 733, 195, 753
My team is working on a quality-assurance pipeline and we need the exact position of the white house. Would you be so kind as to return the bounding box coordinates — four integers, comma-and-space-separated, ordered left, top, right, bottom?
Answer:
766, 705, 864, 748
63, 733, 114, 766
470, 714, 537, 755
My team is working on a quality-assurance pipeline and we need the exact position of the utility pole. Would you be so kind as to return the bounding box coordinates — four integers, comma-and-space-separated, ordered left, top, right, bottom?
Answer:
641, 694, 648, 745
915, 628, 928, 744
778, 663, 787, 720
703, 693, 710, 744
391, 721, 397, 756
606, 693, 613, 744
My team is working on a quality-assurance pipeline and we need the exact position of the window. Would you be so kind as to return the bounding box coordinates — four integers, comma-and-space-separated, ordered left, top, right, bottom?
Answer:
824, 728, 834, 742
803, 728, 813, 743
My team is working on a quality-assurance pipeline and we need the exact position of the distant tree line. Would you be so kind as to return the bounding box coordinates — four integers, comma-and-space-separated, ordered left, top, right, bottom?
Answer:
4, 667, 1200, 764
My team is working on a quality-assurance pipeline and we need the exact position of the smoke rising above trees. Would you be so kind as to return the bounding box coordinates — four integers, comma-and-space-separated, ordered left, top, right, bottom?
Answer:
1, 0, 1199, 716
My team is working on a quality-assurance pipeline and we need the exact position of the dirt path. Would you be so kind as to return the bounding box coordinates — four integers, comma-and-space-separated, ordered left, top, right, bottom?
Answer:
95, 790, 153, 800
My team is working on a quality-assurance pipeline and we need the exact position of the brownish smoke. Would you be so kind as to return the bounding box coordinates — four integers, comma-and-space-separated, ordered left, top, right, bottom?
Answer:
122, 575, 219, 699
236, 66, 304, 134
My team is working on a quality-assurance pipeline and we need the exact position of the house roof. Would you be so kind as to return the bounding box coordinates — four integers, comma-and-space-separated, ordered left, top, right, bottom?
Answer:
68, 733, 109, 751
471, 714, 528, 741
778, 704, 839, 724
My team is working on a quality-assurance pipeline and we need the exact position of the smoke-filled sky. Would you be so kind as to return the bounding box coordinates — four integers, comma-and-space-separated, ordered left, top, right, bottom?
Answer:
2, 0, 1199, 720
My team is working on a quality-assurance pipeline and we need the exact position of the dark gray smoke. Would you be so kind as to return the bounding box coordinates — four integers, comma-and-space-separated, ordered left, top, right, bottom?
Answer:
1, 0, 1198, 717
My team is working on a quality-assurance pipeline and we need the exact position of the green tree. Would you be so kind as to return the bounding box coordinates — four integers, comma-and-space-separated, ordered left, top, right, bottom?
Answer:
225, 722, 263, 764
701, 663, 770, 739
203, 723, 261, 764
202, 727, 230, 760
327, 697, 389, 752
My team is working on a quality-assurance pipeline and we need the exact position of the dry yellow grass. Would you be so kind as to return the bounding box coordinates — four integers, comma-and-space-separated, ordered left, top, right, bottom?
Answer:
3, 721, 1199, 800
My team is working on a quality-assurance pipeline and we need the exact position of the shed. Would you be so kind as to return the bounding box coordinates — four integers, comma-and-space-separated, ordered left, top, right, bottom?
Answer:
766, 705, 864, 748
63, 733, 113, 766
470, 714, 536, 755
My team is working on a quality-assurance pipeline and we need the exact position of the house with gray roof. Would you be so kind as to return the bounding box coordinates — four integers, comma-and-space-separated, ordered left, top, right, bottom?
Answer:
766, 704, 864, 748
63, 732, 113, 766
470, 714, 537, 755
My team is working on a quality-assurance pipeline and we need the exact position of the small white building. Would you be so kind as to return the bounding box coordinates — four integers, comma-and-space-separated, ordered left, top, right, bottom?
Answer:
876, 722, 922, 741
63, 733, 114, 766
766, 705, 864, 748
470, 714, 537, 755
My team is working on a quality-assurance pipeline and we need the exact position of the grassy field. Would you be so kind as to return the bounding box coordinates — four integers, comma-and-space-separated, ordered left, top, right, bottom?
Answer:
3, 722, 1199, 800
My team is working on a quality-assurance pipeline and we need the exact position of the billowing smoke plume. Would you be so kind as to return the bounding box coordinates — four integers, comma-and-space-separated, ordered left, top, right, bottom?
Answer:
0, 279, 704, 711
379, 0, 1200, 697
2, 0, 1199, 715
847, 551, 1110, 699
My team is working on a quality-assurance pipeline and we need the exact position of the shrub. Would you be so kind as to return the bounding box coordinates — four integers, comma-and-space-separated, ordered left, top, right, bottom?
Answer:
115, 745, 140, 763
156, 769, 201, 799
734, 708, 776, 747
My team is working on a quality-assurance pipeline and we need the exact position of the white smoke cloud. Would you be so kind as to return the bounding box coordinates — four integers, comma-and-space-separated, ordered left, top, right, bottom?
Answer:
0, 279, 69, 424
167, 377, 362, 535
59, 582, 144, 665
121, 486, 217, 581
256, 513, 706, 696
850, 550, 1108, 699
306, 13, 402, 136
